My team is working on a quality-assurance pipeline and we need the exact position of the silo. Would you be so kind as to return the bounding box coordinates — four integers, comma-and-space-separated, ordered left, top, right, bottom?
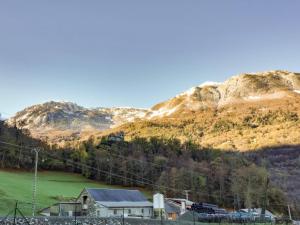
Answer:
153, 193, 165, 219
153, 193, 165, 209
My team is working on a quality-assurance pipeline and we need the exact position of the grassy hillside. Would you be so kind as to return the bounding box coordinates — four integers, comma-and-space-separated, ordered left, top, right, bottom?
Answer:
0, 170, 150, 216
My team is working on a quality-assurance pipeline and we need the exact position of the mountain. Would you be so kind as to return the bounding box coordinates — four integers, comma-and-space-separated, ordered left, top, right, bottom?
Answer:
146, 70, 300, 118
7, 70, 300, 149
7, 101, 147, 145
111, 70, 300, 151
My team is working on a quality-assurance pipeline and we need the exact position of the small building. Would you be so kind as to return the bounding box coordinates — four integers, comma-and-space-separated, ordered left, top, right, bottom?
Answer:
165, 198, 194, 220
39, 202, 81, 217
165, 201, 181, 220
166, 198, 194, 210
77, 188, 153, 218
153, 194, 193, 221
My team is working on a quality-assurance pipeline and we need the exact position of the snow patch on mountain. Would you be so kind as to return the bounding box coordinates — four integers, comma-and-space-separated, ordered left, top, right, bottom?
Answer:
177, 81, 221, 98
247, 96, 263, 100
294, 90, 300, 94
148, 103, 181, 118
199, 81, 221, 87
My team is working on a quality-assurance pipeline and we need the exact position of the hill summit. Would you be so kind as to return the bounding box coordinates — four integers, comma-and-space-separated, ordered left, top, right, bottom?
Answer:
147, 70, 300, 118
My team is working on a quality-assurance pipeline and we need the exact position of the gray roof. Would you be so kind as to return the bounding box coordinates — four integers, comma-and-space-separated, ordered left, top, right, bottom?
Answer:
165, 201, 181, 214
86, 188, 149, 202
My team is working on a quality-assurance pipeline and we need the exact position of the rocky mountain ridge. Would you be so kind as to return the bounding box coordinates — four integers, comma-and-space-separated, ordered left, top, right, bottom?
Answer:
6, 101, 147, 145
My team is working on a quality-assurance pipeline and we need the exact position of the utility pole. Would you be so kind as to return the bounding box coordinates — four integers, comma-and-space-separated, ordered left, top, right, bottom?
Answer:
183, 190, 191, 201
32, 147, 41, 216
288, 205, 292, 221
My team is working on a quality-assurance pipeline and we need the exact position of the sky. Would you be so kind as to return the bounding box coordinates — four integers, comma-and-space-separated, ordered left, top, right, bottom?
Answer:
1, 0, 300, 117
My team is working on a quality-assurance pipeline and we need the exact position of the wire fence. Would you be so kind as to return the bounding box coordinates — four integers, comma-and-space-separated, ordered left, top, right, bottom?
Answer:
0, 216, 284, 225
0, 201, 297, 225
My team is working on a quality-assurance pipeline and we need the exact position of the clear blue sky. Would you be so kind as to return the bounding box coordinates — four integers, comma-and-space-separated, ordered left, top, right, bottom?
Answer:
1, 0, 300, 117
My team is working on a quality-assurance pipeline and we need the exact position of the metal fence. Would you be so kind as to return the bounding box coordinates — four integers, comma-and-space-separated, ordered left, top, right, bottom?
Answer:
0, 216, 291, 225
0, 201, 295, 225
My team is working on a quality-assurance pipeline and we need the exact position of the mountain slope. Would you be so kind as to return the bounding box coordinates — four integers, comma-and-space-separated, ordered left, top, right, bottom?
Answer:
110, 70, 300, 151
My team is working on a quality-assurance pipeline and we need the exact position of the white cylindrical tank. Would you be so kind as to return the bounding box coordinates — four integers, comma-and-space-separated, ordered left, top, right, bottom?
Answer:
180, 201, 186, 215
153, 193, 165, 209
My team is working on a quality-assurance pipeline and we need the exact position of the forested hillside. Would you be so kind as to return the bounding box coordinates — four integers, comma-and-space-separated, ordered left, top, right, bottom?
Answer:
0, 120, 297, 216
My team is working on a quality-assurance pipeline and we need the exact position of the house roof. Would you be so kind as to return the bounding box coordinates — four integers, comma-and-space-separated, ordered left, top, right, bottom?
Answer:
86, 188, 149, 203
166, 198, 194, 206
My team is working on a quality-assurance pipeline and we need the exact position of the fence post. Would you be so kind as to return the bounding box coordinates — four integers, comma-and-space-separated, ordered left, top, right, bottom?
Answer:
160, 209, 163, 225
193, 210, 195, 225
123, 207, 125, 225
13, 201, 18, 225
74, 202, 77, 225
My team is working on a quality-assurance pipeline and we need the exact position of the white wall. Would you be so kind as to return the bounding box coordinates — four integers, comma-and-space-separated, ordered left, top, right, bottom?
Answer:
95, 206, 153, 218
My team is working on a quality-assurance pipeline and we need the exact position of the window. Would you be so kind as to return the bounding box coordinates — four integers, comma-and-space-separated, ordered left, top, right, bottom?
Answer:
83, 196, 88, 204
128, 209, 131, 214
114, 209, 117, 215
97, 211, 100, 217
141, 209, 144, 214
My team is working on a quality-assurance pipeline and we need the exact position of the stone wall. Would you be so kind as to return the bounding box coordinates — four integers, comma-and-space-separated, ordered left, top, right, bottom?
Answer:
0, 217, 199, 225
77, 189, 97, 216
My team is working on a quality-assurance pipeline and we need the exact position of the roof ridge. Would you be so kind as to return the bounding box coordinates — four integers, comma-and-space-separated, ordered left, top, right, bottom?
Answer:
86, 188, 140, 191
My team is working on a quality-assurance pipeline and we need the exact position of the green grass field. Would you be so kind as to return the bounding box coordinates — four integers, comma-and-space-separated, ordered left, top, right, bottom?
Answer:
0, 170, 150, 216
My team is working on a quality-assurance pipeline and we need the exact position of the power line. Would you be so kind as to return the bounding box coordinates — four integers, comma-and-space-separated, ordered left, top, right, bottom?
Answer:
0, 140, 237, 200
1, 140, 298, 179
2, 139, 299, 204
96, 144, 202, 174
0, 140, 177, 191
0, 140, 188, 188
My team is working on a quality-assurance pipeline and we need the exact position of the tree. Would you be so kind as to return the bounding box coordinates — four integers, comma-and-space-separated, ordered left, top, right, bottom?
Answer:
231, 164, 269, 210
